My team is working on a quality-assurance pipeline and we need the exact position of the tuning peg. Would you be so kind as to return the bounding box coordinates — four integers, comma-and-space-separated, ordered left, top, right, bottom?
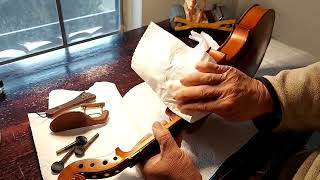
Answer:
56, 136, 87, 155
51, 147, 75, 173
75, 133, 99, 157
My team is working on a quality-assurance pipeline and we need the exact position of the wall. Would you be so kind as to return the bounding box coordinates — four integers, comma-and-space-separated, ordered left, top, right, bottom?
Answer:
141, 0, 184, 26
122, 0, 142, 31
123, 0, 238, 31
236, 0, 320, 58
123, 0, 183, 31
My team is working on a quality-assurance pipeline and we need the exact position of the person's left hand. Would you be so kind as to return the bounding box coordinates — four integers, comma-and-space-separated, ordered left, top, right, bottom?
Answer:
138, 121, 201, 180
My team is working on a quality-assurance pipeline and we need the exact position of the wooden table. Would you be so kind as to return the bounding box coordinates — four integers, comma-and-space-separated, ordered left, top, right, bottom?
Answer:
0, 20, 229, 179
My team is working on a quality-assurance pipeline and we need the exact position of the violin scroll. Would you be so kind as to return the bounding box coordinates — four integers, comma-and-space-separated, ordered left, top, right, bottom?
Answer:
58, 114, 188, 179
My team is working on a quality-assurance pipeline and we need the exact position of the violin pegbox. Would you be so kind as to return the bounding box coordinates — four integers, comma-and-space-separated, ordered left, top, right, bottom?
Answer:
58, 116, 187, 180
58, 152, 126, 180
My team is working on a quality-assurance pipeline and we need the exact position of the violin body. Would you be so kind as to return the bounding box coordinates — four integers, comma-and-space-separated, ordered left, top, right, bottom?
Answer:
209, 4, 275, 76
58, 4, 275, 180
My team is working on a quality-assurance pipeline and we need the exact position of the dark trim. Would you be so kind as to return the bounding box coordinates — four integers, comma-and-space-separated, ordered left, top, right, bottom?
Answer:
67, 30, 119, 47
0, 46, 62, 65
253, 77, 282, 131
55, 0, 68, 47
115, 0, 120, 29
120, 0, 125, 31
255, 77, 282, 116
0, 30, 119, 66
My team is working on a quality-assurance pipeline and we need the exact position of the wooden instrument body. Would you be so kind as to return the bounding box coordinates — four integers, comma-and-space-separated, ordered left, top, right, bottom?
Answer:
45, 92, 96, 118
58, 4, 275, 179
58, 115, 187, 179
50, 110, 109, 132
209, 4, 275, 76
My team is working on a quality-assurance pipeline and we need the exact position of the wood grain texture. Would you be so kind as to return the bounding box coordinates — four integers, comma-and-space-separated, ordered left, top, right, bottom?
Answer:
0, 20, 229, 179
49, 110, 109, 132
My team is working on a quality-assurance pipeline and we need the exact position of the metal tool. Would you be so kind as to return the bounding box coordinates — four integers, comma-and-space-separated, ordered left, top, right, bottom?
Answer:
212, 4, 224, 21
56, 136, 87, 155
0, 80, 5, 99
170, 4, 186, 30
75, 133, 99, 157
51, 147, 75, 174
81, 102, 105, 113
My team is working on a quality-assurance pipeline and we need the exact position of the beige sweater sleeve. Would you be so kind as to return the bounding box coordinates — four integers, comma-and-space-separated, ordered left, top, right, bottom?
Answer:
264, 62, 320, 131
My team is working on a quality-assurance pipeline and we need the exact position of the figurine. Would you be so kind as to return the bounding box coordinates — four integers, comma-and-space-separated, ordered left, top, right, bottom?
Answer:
170, 0, 234, 31
184, 0, 208, 23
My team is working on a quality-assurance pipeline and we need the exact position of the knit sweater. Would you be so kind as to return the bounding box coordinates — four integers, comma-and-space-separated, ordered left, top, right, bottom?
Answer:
264, 62, 320, 179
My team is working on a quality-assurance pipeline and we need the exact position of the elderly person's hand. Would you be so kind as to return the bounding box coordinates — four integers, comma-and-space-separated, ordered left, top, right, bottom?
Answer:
174, 62, 273, 121
139, 121, 201, 180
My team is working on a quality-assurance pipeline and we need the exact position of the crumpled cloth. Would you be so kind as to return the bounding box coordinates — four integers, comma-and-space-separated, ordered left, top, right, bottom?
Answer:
131, 22, 218, 123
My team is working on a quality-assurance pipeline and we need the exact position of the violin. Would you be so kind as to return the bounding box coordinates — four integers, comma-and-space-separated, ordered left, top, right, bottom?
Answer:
58, 4, 275, 180
209, 4, 275, 77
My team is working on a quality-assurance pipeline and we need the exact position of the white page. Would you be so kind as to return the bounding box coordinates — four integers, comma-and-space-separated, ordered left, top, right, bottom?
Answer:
122, 82, 257, 179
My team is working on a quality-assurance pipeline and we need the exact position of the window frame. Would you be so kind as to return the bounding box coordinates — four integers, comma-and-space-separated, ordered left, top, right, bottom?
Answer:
0, 0, 122, 65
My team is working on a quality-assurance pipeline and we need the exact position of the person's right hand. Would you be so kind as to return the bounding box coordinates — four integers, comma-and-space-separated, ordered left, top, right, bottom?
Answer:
174, 62, 273, 122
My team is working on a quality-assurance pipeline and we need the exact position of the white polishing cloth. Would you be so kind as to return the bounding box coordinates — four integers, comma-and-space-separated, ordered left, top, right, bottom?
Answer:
28, 82, 143, 180
189, 30, 220, 51
131, 22, 216, 123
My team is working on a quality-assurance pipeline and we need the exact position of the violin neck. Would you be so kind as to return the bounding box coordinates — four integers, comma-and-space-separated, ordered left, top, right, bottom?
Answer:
128, 118, 189, 167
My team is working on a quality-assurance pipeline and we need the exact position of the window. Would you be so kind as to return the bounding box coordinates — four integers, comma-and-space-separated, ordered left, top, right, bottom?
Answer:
0, 0, 121, 64
62, 0, 120, 43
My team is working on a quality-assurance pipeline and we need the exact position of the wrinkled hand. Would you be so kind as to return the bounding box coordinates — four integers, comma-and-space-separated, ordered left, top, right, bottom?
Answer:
174, 62, 273, 121
139, 121, 201, 180
165, 108, 207, 134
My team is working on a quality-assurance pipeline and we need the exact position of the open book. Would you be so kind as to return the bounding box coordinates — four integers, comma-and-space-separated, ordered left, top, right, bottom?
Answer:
122, 82, 257, 179
28, 82, 256, 179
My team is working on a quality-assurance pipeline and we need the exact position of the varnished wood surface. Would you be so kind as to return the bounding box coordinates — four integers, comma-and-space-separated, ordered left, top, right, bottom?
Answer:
0, 20, 228, 179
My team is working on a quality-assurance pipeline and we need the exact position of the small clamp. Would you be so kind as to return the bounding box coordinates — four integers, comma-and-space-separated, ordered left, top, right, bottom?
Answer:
81, 102, 105, 114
